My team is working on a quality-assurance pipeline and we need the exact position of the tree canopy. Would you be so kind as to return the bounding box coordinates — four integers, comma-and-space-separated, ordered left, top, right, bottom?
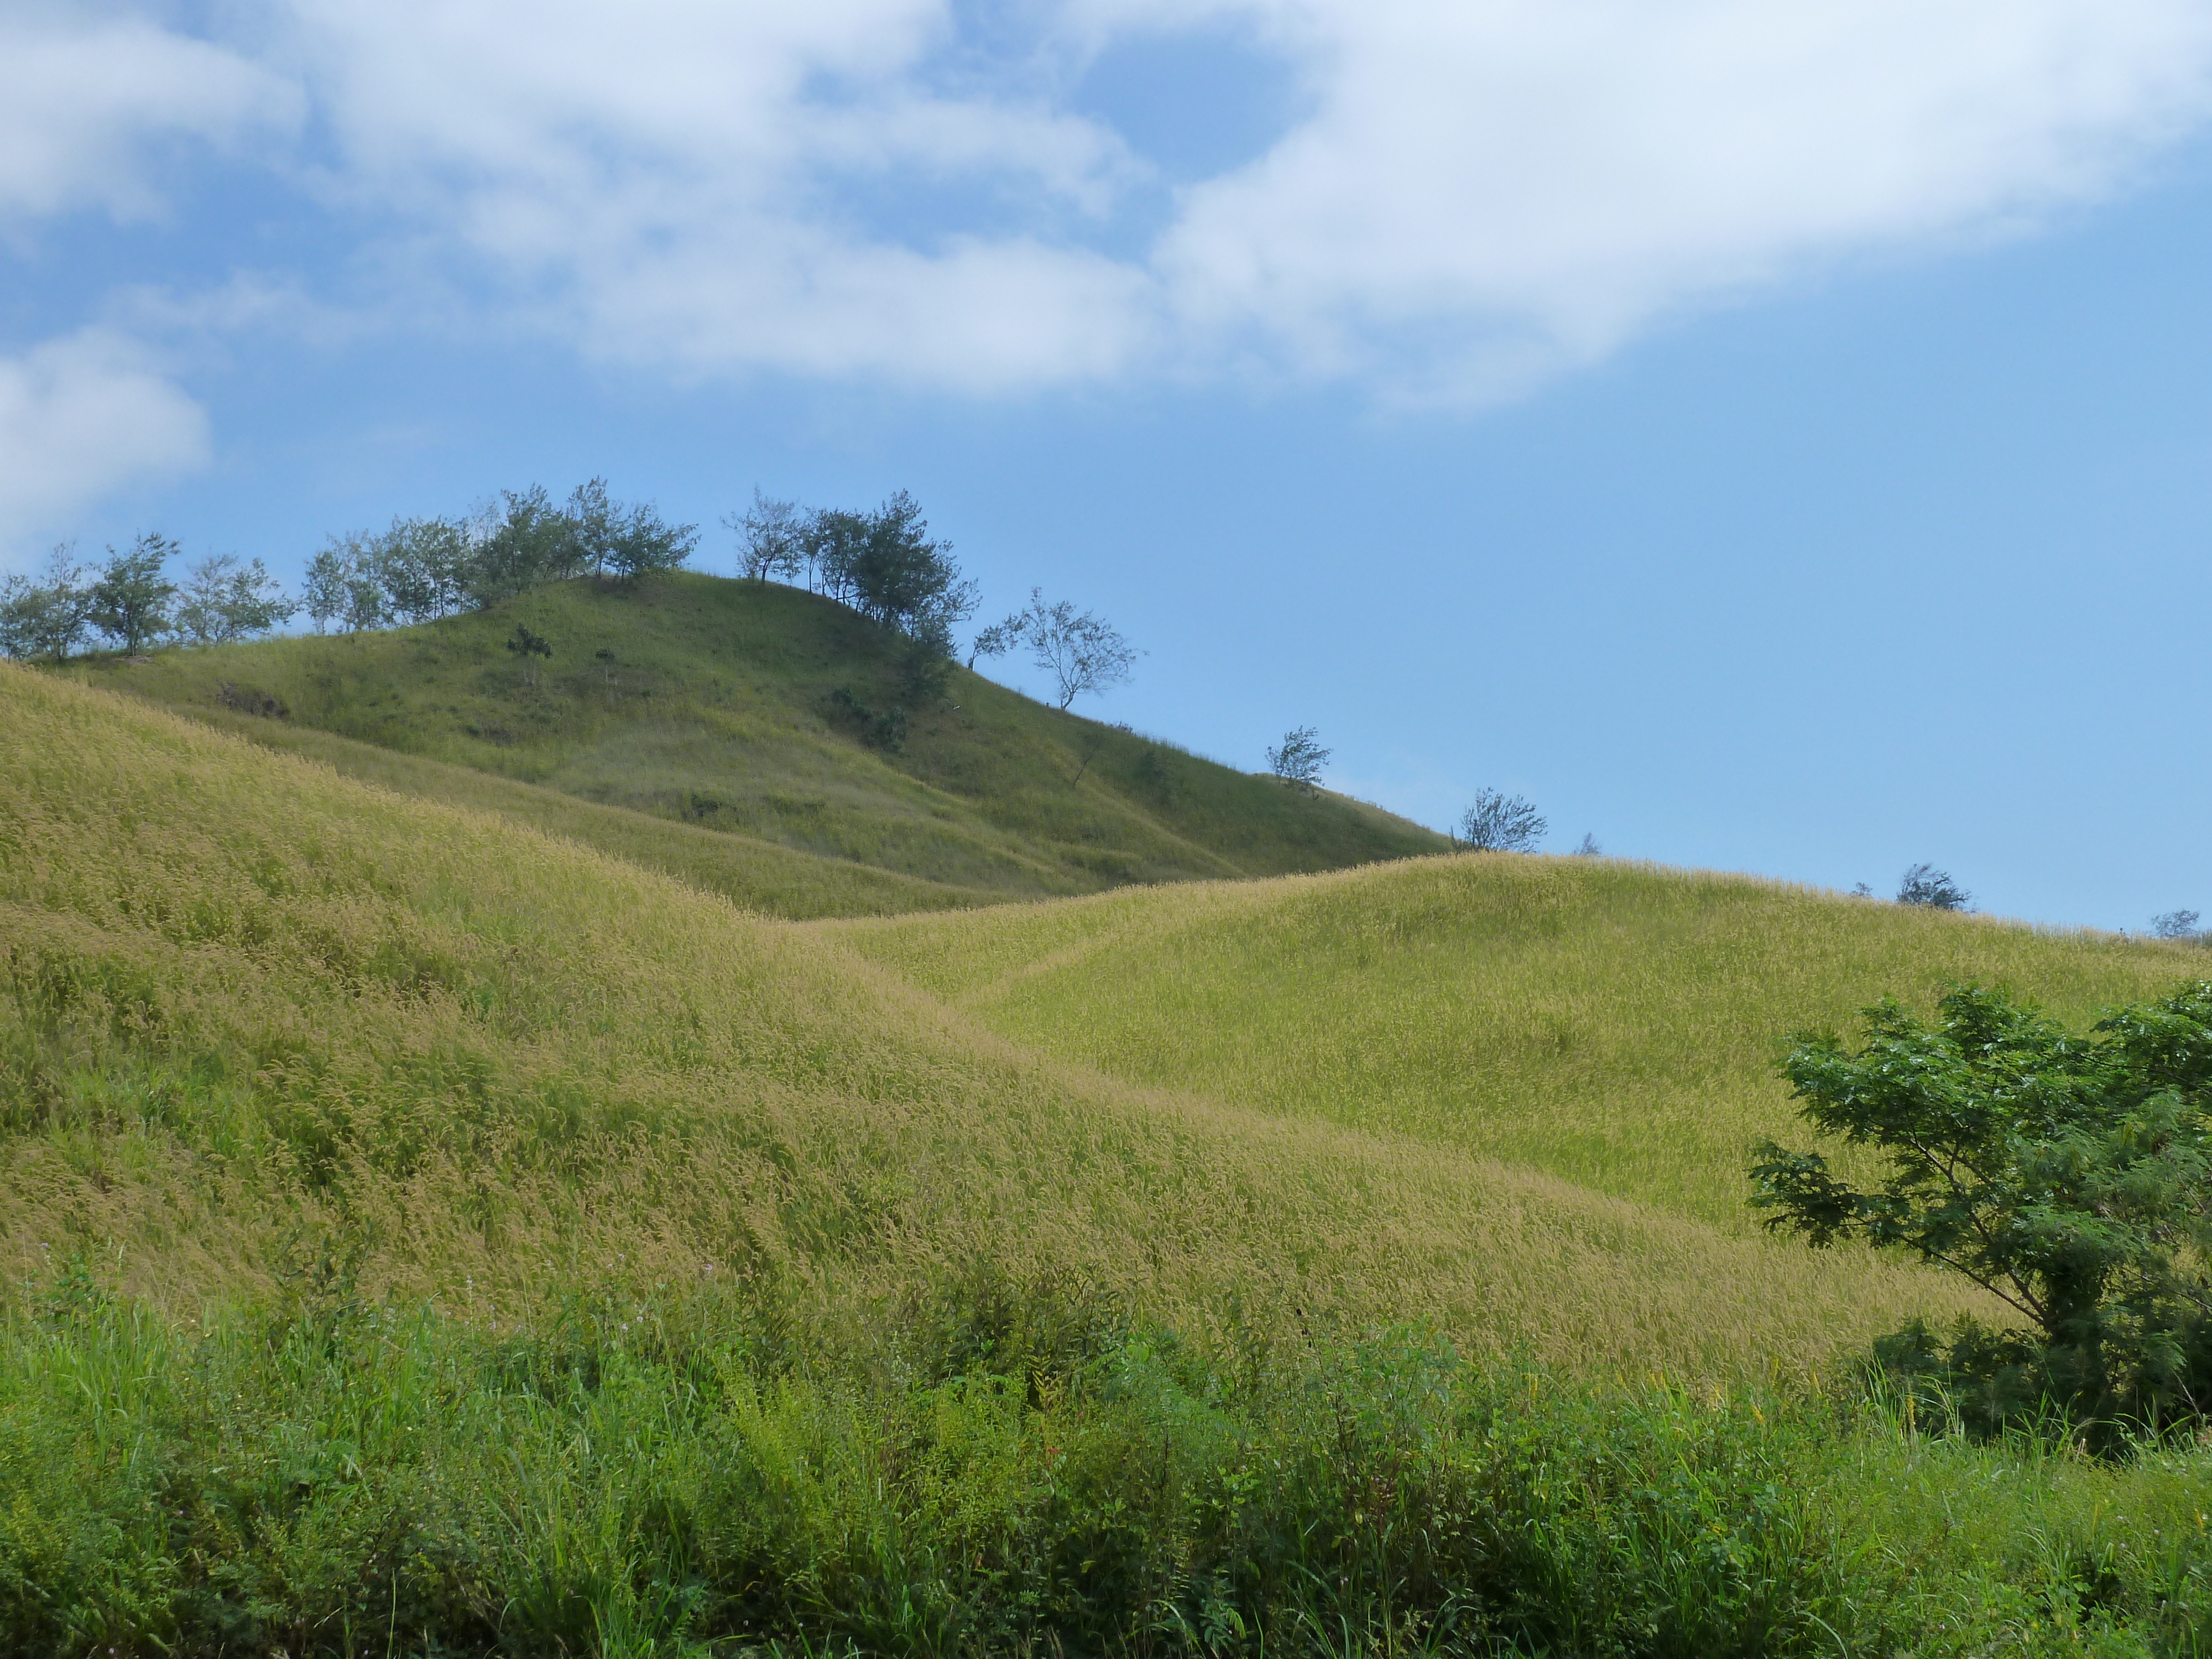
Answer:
1753, 982, 2212, 1437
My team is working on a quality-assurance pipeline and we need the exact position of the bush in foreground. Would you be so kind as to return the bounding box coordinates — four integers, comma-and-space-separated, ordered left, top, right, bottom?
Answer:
5, 1264, 2212, 1658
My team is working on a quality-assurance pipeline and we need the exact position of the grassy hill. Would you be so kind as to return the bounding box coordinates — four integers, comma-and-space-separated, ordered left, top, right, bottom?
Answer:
825, 857, 2194, 1230
8, 663, 2212, 1655
62, 571, 1447, 912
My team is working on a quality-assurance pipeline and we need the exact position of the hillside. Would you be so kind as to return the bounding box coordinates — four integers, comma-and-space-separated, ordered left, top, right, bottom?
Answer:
63, 571, 1447, 911
9, 665, 2212, 1654
0, 663, 1948, 1369
825, 857, 2194, 1230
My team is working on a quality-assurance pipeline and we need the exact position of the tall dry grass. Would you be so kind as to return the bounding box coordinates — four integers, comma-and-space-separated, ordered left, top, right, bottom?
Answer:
2, 662, 1978, 1379
825, 858, 2196, 1229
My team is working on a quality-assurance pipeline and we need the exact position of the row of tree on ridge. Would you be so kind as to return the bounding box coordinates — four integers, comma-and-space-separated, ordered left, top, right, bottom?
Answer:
0, 481, 1141, 712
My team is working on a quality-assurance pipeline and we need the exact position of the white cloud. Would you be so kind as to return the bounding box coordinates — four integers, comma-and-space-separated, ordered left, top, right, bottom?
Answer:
1150, 0, 2212, 394
0, 11, 301, 222
0, 330, 211, 556
12, 0, 2212, 403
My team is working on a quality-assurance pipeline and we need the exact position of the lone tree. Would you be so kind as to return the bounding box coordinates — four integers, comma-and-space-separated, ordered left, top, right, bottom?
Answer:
1265, 726, 1329, 791
973, 588, 1137, 710
2153, 911, 2202, 942
87, 534, 178, 655
731, 489, 803, 582
1897, 863, 1970, 910
1456, 790, 1545, 852
1752, 982, 2212, 1439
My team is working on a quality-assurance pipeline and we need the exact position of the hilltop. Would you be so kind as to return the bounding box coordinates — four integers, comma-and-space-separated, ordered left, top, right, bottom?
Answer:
62, 571, 1447, 914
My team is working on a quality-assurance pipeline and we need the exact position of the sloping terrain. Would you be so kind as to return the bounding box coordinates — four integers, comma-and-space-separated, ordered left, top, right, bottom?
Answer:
11, 665, 2212, 1656
2, 662, 1968, 1376
63, 572, 1446, 909
826, 860, 2193, 1231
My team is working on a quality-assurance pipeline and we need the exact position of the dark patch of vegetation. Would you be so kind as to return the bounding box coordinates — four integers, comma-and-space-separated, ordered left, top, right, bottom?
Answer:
1454, 788, 1545, 852
828, 684, 911, 753
16, 1263, 2209, 1658
1897, 862, 1971, 910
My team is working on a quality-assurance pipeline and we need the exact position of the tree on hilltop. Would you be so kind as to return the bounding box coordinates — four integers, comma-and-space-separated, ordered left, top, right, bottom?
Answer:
1897, 863, 1970, 910
87, 534, 178, 656
1455, 789, 1545, 852
0, 547, 95, 662
174, 554, 294, 646
1265, 726, 1328, 791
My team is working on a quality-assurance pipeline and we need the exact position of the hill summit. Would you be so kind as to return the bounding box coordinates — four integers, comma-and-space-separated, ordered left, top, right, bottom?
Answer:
71, 571, 1446, 915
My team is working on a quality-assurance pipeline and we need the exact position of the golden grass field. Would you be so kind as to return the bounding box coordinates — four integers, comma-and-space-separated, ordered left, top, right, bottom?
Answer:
12, 658, 2212, 1655
822, 859, 2197, 1231
16, 659, 2197, 1381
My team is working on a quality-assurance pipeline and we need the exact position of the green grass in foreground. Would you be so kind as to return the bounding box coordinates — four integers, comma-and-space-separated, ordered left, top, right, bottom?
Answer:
62, 571, 1446, 907
10, 1271, 2212, 1658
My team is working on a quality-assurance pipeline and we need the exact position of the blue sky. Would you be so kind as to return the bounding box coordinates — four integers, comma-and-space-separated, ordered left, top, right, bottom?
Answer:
4, 0, 2210, 930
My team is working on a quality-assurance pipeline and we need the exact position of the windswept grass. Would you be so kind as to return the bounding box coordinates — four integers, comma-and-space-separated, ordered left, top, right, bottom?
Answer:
825, 859, 2193, 1229
175, 705, 998, 919
62, 572, 1446, 908
0, 664, 1970, 1372
11, 663, 2212, 1653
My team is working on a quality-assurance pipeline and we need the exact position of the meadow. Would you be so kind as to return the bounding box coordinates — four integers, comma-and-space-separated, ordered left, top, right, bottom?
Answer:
65, 573, 1446, 906
6, 658, 2212, 1654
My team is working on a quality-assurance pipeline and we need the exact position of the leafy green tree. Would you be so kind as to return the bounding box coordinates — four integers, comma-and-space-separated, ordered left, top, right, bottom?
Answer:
86, 534, 178, 655
567, 478, 696, 582
465, 486, 583, 605
1266, 726, 1329, 791
730, 489, 803, 581
1752, 982, 2212, 1436
1456, 790, 1545, 852
174, 555, 295, 646
375, 517, 474, 622
978, 588, 1138, 711
0, 548, 94, 661
1897, 863, 1970, 909
301, 546, 348, 633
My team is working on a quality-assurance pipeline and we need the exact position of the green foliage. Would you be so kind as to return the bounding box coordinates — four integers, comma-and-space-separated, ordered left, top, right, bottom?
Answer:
1455, 789, 1545, 852
1266, 724, 1329, 790
87, 533, 179, 655
0, 547, 95, 661
8, 1277, 2212, 1658
827, 683, 910, 752
174, 554, 295, 646
1754, 983, 2212, 1436
1898, 863, 1971, 910
977, 587, 1138, 709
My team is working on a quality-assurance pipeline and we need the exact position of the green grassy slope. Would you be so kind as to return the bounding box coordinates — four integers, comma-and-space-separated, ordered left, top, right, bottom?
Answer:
825, 855, 2199, 1230
170, 705, 994, 920
65, 572, 1446, 908
1, 662, 1970, 1378
14, 667, 2212, 1655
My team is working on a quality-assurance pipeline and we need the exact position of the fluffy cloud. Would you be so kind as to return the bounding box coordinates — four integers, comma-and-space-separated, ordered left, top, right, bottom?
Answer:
11, 0, 2212, 400
0, 331, 210, 555
1151, 0, 2212, 393
0, 11, 300, 222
